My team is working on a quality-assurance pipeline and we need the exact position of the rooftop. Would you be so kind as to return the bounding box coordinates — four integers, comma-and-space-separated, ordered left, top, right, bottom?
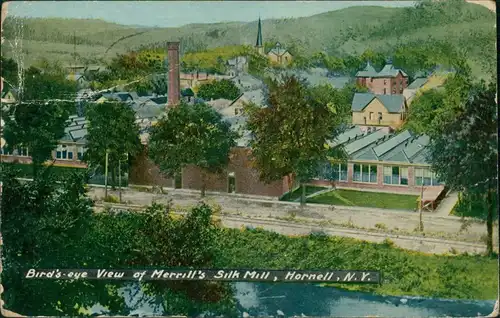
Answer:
356, 62, 408, 78
329, 126, 431, 165
352, 93, 405, 113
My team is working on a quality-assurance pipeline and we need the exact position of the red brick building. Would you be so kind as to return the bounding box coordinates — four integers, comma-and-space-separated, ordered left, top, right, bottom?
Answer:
356, 62, 409, 95
129, 146, 292, 197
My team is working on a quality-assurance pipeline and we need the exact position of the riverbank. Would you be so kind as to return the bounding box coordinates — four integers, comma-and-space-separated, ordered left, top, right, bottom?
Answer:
212, 227, 497, 300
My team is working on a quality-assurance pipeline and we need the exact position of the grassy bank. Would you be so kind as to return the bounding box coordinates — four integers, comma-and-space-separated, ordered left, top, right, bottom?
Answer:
214, 227, 497, 300
308, 189, 419, 211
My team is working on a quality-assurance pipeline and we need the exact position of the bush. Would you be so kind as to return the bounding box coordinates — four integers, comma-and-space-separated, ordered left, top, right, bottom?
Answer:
104, 195, 120, 203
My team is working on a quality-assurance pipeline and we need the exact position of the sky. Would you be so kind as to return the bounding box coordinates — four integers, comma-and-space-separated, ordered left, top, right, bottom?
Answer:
7, 1, 416, 28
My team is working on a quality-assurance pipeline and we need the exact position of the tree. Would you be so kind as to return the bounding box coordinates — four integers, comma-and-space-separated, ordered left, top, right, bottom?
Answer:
0, 167, 129, 316
2, 101, 73, 177
148, 102, 238, 197
20, 69, 78, 102
245, 75, 340, 207
404, 89, 447, 134
84, 101, 142, 197
197, 79, 241, 101
427, 79, 497, 255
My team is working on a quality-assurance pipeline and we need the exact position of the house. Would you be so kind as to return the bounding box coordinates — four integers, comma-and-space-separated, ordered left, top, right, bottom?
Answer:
226, 56, 248, 76
310, 125, 446, 208
1, 85, 16, 104
66, 73, 88, 87
231, 74, 263, 92
1, 115, 88, 167
356, 62, 409, 95
351, 93, 407, 130
403, 72, 449, 105
95, 92, 134, 104
266, 68, 352, 89
267, 42, 293, 65
253, 17, 292, 65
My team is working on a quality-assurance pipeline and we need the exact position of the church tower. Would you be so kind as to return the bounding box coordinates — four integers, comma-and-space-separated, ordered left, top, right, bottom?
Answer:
255, 17, 264, 55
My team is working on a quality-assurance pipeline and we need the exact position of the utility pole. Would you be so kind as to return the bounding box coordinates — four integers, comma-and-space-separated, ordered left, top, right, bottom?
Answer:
104, 150, 109, 198
419, 182, 424, 232
118, 155, 122, 203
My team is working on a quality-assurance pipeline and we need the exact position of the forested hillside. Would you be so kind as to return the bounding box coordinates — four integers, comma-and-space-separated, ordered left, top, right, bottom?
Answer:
1, 0, 496, 77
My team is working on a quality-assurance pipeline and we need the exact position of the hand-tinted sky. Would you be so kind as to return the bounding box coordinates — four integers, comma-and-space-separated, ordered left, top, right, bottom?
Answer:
8, 1, 415, 28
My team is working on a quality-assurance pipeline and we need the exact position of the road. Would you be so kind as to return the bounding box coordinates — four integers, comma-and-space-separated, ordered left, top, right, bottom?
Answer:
95, 202, 488, 255
90, 186, 499, 254
88, 187, 498, 244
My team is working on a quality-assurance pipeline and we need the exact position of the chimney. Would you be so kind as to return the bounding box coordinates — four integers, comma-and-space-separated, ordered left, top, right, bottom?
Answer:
167, 42, 180, 107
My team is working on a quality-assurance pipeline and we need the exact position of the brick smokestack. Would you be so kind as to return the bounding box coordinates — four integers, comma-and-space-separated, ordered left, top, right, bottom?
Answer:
167, 42, 180, 107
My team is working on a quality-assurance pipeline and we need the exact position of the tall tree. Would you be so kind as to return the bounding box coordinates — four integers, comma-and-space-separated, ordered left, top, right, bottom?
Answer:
245, 75, 340, 206
84, 101, 142, 196
197, 79, 241, 101
428, 79, 497, 255
148, 102, 238, 197
2, 101, 73, 177
21, 69, 78, 102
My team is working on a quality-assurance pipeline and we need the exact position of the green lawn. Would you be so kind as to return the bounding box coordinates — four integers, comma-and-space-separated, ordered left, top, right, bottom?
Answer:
308, 189, 419, 211
280, 185, 328, 201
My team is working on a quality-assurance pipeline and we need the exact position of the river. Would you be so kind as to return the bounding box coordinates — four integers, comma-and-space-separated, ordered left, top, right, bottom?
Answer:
89, 282, 495, 317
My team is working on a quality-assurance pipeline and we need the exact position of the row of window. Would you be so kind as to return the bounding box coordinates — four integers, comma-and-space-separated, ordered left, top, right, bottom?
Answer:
1, 147, 29, 156
55, 145, 85, 160
321, 163, 443, 186
2, 146, 85, 161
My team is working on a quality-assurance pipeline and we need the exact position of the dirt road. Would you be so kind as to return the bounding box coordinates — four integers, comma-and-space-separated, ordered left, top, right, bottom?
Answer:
89, 187, 498, 254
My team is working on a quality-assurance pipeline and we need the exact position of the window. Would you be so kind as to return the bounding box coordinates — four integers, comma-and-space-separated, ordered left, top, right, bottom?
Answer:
353, 164, 377, 183
318, 162, 347, 182
16, 147, 29, 157
1, 147, 10, 155
378, 112, 383, 123
383, 166, 408, 185
77, 147, 84, 160
56, 145, 69, 160
68, 152, 73, 160
384, 80, 387, 85
369, 112, 373, 120
364, 117, 367, 124
383, 88, 387, 94
415, 168, 443, 186
370, 78, 374, 83
332, 163, 348, 181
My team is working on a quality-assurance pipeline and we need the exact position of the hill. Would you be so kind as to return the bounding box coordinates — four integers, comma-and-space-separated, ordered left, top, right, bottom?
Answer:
1, 0, 496, 77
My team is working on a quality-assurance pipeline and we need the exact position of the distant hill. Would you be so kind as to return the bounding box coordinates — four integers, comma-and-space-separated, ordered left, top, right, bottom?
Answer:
1, 0, 496, 77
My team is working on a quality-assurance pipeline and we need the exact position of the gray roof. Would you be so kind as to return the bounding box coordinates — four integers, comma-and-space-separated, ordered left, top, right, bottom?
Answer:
355, 62, 378, 77
344, 130, 387, 155
232, 74, 263, 91
231, 89, 266, 106
351, 93, 405, 113
376, 64, 408, 78
330, 126, 431, 164
407, 78, 428, 90
101, 92, 133, 102
356, 62, 408, 78
266, 69, 351, 89
268, 42, 288, 56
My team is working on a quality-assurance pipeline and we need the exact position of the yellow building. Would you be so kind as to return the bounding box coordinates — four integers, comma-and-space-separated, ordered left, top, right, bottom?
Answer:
267, 42, 293, 65
254, 17, 292, 65
351, 93, 407, 129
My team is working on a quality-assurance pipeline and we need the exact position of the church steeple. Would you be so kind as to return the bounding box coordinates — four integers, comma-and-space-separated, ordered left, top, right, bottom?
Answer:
255, 16, 264, 55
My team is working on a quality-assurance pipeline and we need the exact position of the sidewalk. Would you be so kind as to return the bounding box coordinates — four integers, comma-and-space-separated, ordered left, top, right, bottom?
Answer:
433, 192, 459, 216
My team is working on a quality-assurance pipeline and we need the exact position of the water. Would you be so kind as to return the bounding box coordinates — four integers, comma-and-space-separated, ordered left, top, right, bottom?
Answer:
90, 282, 495, 317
